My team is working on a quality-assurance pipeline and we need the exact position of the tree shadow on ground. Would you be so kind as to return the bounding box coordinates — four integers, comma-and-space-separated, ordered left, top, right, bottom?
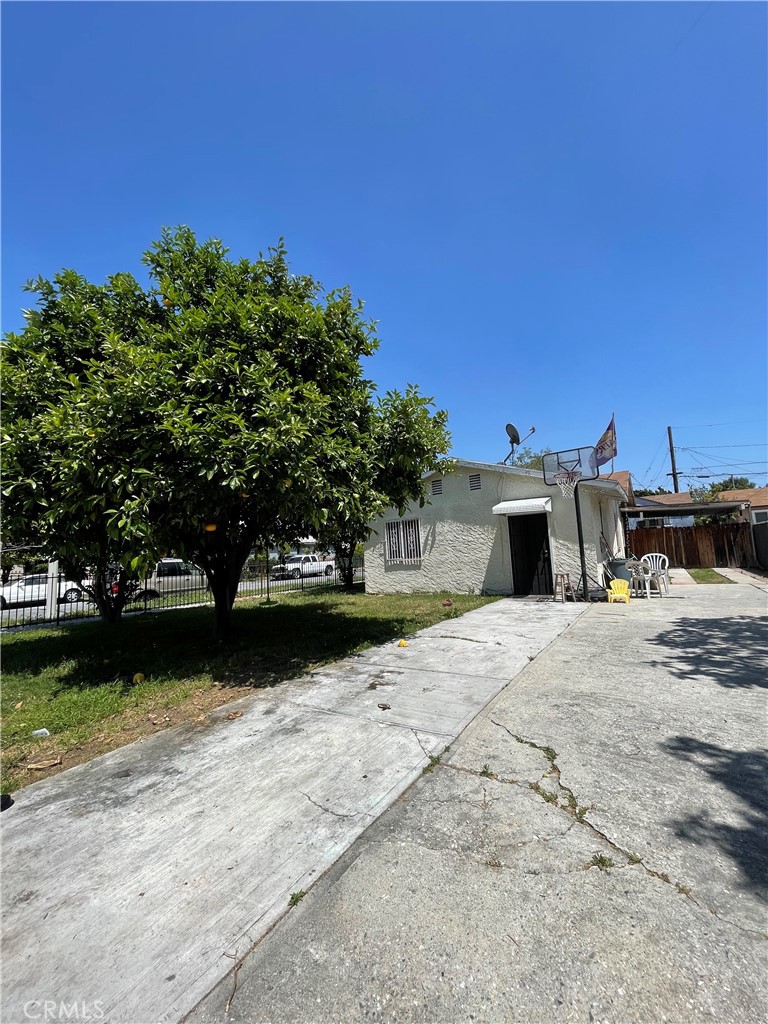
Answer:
661, 735, 768, 899
645, 614, 768, 690
3, 595, 462, 695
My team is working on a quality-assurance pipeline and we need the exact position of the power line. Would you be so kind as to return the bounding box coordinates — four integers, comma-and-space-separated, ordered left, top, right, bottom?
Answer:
640, 434, 674, 490
683, 446, 767, 469
671, 420, 767, 429
679, 443, 768, 450
685, 468, 768, 475
686, 459, 768, 466
680, 467, 768, 474
642, 437, 666, 478
684, 475, 768, 483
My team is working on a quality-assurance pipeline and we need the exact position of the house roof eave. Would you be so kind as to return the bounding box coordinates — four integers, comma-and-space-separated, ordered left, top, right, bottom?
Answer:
421, 458, 625, 499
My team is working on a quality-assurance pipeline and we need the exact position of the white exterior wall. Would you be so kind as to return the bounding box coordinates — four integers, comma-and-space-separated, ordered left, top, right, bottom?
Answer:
592, 492, 626, 562
364, 464, 626, 595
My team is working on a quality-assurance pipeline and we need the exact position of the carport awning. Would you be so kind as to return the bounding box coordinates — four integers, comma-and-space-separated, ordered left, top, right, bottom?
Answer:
492, 497, 552, 516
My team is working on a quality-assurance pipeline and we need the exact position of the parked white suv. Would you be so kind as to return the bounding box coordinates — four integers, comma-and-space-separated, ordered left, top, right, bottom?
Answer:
132, 559, 206, 601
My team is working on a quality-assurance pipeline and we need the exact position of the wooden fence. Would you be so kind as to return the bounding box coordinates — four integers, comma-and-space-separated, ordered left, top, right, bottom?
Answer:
627, 522, 754, 568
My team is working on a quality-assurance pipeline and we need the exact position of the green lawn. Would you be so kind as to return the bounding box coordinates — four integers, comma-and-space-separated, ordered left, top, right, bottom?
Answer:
1, 589, 498, 792
687, 568, 734, 584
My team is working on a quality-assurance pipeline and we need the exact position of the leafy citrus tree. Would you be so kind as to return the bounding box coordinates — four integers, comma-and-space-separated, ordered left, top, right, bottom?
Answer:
2, 271, 167, 621
4, 228, 450, 634
138, 228, 386, 634
315, 387, 451, 587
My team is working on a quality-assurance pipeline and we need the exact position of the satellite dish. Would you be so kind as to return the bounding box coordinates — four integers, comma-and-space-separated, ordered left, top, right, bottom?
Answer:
500, 423, 536, 464
505, 423, 521, 446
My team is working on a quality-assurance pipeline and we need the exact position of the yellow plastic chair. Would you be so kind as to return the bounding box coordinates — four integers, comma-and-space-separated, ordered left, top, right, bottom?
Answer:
607, 579, 630, 604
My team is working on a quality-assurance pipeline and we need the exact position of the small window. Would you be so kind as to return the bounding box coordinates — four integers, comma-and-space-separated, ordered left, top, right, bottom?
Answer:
469, 473, 481, 491
431, 479, 443, 496
754, 510, 768, 524
385, 519, 422, 564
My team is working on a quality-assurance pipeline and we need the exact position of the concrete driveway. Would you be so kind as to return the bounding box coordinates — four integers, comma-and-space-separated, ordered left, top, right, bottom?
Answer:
190, 583, 768, 1024
1, 598, 584, 1024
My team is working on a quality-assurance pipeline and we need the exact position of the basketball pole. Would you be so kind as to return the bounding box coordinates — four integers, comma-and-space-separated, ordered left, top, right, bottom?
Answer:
573, 483, 590, 602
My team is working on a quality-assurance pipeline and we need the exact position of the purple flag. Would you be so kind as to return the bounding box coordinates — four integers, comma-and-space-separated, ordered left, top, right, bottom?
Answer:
591, 416, 617, 469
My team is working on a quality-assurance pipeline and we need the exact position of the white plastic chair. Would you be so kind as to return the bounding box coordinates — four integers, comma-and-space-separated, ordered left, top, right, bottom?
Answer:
627, 559, 655, 599
641, 553, 670, 595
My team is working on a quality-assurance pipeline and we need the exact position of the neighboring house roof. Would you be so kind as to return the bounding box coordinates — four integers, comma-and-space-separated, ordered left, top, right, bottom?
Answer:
603, 470, 634, 504
642, 491, 693, 506
425, 459, 626, 498
624, 500, 748, 517
638, 486, 768, 511
715, 487, 768, 509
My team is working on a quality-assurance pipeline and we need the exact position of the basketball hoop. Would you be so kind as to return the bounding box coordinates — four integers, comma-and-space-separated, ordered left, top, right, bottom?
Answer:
553, 470, 581, 499
542, 445, 595, 604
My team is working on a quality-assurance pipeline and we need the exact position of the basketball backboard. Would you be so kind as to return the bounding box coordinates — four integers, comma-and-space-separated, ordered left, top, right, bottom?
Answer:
542, 446, 599, 486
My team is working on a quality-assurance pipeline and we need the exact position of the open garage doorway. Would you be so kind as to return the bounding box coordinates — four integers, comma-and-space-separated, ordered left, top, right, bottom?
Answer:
508, 514, 553, 595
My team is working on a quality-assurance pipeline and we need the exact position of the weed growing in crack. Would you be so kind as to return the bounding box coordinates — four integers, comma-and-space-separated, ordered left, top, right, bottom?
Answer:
576, 806, 589, 822
565, 792, 578, 811
530, 782, 557, 804
658, 872, 671, 883
422, 754, 442, 775
510, 732, 558, 764
288, 891, 306, 907
487, 858, 502, 869
628, 852, 643, 864
480, 763, 495, 778
588, 854, 615, 871
675, 882, 692, 896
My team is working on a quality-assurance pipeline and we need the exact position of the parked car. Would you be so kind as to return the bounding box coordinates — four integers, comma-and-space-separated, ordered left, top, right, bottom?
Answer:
0, 573, 89, 609
270, 554, 336, 580
129, 559, 207, 601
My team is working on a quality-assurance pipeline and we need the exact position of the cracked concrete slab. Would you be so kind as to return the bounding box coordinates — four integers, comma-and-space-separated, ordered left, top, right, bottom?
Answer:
189, 583, 767, 1024
190, 840, 766, 1024
0, 597, 585, 1024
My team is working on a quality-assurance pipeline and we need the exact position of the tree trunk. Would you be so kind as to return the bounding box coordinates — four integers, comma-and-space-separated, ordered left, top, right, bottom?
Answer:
87, 565, 130, 624
335, 536, 358, 590
199, 537, 252, 640
211, 583, 234, 638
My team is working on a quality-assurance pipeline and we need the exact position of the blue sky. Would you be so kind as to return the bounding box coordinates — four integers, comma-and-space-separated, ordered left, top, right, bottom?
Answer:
3, 1, 766, 491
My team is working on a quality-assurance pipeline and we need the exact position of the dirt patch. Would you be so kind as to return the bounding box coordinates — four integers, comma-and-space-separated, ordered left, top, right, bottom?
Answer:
7, 683, 258, 790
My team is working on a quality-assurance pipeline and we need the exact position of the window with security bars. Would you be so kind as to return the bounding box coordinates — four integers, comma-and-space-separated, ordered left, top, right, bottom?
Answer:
385, 519, 422, 564
431, 479, 443, 496
469, 473, 482, 491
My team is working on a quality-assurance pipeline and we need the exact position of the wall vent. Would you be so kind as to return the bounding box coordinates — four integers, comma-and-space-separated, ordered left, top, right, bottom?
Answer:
469, 473, 482, 491
431, 479, 443, 496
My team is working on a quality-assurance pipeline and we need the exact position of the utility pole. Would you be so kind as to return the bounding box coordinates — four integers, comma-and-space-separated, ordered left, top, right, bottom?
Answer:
667, 425, 680, 493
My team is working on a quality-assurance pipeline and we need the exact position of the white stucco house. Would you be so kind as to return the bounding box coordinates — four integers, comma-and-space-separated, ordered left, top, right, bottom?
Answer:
364, 460, 628, 596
